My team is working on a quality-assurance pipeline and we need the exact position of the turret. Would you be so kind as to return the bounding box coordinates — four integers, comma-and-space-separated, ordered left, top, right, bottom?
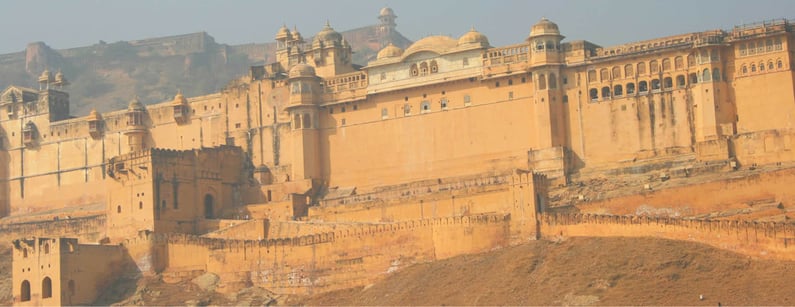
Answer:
86, 109, 104, 138
285, 64, 321, 181
528, 18, 564, 66
124, 96, 147, 152
378, 7, 397, 35
171, 90, 190, 124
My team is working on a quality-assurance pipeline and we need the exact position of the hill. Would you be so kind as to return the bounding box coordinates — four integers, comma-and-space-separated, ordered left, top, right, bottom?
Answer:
0, 26, 411, 116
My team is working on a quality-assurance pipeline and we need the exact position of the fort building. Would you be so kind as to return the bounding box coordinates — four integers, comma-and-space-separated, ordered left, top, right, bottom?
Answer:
4, 8, 795, 305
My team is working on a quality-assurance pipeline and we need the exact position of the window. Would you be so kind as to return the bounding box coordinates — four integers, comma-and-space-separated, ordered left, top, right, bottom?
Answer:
751, 64, 756, 72
329, 107, 333, 114
521, 77, 527, 83
626, 83, 635, 95
663, 77, 673, 89
440, 98, 448, 110
702, 68, 712, 82
612, 66, 621, 79
508, 79, 513, 86
420, 62, 429, 75
742, 65, 748, 74
549, 73, 557, 89
662, 58, 671, 72
293, 114, 301, 129
117, 205, 121, 213
139, 201, 143, 209
601, 86, 610, 99
639, 81, 648, 92
562, 95, 568, 103
589, 88, 598, 101
403, 104, 411, 115
464, 95, 471, 106
769, 62, 774, 70
430, 60, 438, 73
463, 58, 469, 66
650, 60, 659, 74
748, 42, 757, 55
676, 75, 686, 88
380, 72, 386, 81
381, 108, 388, 119
712, 68, 721, 81
600, 69, 609, 82
496, 81, 500, 87
739, 43, 747, 56
687, 54, 695, 67
302, 114, 311, 128
651, 79, 661, 90
689, 73, 698, 84
44, 243, 49, 254
637, 62, 647, 75
777, 60, 783, 69
766, 39, 774, 51
674, 56, 684, 70
710, 49, 719, 62
162, 200, 166, 209
235, 123, 241, 129
421, 101, 431, 113
42, 277, 52, 299
538, 74, 546, 90
614, 84, 623, 96
341, 118, 346, 125
759, 62, 765, 71
624, 64, 634, 77
508, 91, 514, 100
588, 70, 597, 83
341, 106, 346, 112
775, 38, 782, 50
562, 76, 568, 84
410, 64, 418, 77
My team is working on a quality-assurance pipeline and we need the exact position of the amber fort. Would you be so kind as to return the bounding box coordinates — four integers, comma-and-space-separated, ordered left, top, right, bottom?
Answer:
3, 7, 795, 305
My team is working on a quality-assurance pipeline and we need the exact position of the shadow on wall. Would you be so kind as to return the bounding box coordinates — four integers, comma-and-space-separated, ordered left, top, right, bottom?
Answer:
0, 148, 9, 217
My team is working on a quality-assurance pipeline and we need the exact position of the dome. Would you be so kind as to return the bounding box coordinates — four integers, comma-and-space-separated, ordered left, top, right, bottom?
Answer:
379, 7, 395, 17
288, 63, 316, 78
86, 109, 102, 121
458, 26, 490, 46
377, 43, 404, 59
128, 96, 145, 111
38, 69, 53, 83
403, 35, 458, 57
171, 90, 188, 106
529, 17, 562, 38
315, 21, 342, 44
291, 27, 303, 41
275, 24, 291, 40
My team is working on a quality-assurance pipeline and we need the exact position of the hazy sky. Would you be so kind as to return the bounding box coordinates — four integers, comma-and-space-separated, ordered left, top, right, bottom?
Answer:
0, 0, 792, 54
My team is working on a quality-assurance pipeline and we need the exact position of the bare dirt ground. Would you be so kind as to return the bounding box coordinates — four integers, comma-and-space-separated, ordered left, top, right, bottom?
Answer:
2, 237, 795, 305
293, 237, 795, 306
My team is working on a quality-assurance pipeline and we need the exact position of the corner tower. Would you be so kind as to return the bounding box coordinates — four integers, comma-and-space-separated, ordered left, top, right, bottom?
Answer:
527, 18, 569, 182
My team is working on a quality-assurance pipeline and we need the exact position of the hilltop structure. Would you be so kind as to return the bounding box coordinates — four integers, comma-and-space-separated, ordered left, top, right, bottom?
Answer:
4, 8, 795, 306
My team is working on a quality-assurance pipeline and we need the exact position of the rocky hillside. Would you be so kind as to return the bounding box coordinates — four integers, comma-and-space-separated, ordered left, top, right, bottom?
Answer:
0, 27, 411, 116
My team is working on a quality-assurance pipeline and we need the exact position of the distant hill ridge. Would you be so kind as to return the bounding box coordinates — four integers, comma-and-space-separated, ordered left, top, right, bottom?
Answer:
0, 23, 412, 115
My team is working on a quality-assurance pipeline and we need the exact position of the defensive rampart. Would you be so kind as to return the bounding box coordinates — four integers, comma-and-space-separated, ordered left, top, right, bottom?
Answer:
541, 213, 795, 260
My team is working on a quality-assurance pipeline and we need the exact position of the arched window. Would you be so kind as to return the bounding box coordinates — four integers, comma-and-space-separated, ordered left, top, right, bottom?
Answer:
775, 38, 783, 50
535, 40, 544, 51
751, 64, 756, 72
663, 77, 673, 89
116, 205, 121, 214
674, 56, 684, 70
650, 60, 659, 73
710, 50, 719, 62
599, 69, 609, 82
601, 86, 611, 99
44, 243, 49, 254
302, 113, 311, 128
766, 39, 774, 51
639, 81, 648, 92
748, 42, 757, 55
624, 64, 634, 77
138, 201, 143, 209
687, 54, 695, 67
702, 68, 712, 81
293, 114, 301, 129
548, 73, 557, 89
403, 104, 411, 115
420, 101, 431, 113
538, 74, 547, 90
546, 40, 554, 50
614, 84, 623, 96
689, 73, 698, 84
587, 70, 597, 83
626, 83, 636, 95
381, 108, 388, 119
712, 68, 721, 81
739, 43, 747, 56
637, 62, 647, 75
430, 60, 438, 73
42, 277, 52, 299
410, 64, 418, 77
662, 59, 671, 72
676, 75, 686, 88
612, 66, 621, 79
20, 280, 30, 302
440, 98, 448, 109
651, 79, 661, 90
589, 88, 598, 100
204, 194, 214, 219
768, 62, 774, 70
742, 65, 748, 74
759, 62, 765, 71
22, 248, 27, 258
419, 62, 429, 76
777, 59, 783, 69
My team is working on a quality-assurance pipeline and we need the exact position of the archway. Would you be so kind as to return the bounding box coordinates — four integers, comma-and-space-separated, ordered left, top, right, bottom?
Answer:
204, 194, 214, 219
20, 280, 30, 302
42, 277, 52, 299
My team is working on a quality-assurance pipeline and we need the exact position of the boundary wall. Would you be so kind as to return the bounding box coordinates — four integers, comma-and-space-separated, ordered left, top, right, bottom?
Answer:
541, 213, 795, 260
